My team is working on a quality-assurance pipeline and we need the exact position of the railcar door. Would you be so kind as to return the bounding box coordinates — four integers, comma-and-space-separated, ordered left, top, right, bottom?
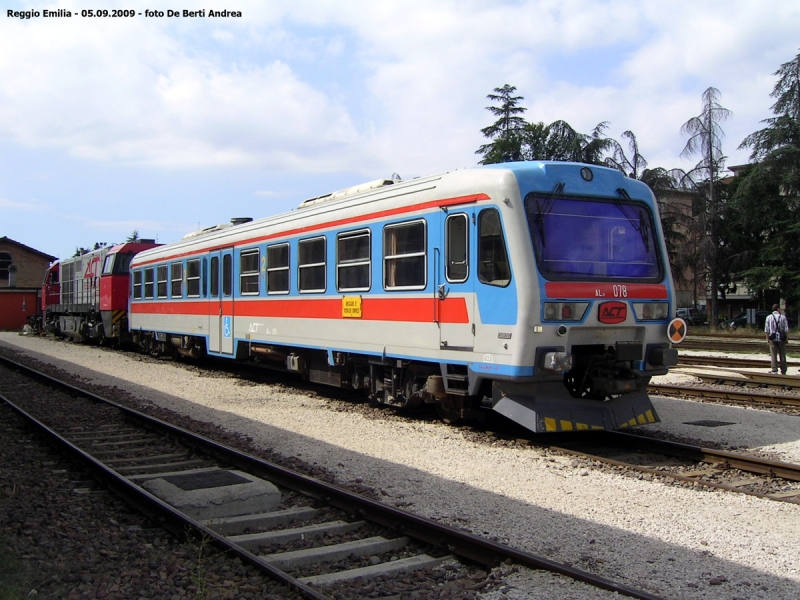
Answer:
437, 210, 475, 350
208, 248, 235, 355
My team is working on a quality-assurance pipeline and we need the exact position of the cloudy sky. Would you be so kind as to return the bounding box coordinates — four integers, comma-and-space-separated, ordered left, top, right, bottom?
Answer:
2, 0, 798, 259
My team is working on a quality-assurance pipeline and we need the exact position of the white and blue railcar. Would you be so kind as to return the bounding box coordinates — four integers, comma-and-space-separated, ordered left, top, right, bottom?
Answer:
129, 161, 682, 433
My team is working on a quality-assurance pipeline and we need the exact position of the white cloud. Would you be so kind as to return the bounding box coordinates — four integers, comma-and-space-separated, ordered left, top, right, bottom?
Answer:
0, 196, 48, 212
0, 9, 359, 170
1, 0, 798, 179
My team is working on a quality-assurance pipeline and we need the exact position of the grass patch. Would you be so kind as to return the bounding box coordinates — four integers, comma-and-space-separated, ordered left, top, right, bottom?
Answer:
0, 539, 28, 600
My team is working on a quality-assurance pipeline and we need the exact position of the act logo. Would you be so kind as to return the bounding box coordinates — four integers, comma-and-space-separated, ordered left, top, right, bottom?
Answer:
598, 301, 627, 324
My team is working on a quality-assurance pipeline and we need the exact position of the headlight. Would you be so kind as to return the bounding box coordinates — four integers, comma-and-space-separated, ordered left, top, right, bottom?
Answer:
543, 302, 589, 322
632, 302, 669, 321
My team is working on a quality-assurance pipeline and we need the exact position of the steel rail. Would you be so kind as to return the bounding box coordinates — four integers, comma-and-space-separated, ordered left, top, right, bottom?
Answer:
604, 431, 800, 482
687, 372, 800, 390
0, 391, 329, 600
679, 337, 800, 353
546, 431, 800, 502
0, 355, 666, 600
678, 355, 800, 369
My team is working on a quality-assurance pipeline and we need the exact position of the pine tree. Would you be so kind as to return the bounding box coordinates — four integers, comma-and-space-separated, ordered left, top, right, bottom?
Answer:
475, 85, 527, 164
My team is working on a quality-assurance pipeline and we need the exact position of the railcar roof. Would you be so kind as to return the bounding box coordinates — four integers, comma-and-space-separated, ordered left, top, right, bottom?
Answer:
131, 161, 652, 264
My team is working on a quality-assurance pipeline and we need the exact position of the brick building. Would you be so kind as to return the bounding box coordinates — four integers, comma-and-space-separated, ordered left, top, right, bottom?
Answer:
0, 237, 56, 330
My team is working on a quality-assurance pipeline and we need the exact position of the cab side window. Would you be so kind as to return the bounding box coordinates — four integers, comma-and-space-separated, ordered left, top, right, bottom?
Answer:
478, 209, 511, 287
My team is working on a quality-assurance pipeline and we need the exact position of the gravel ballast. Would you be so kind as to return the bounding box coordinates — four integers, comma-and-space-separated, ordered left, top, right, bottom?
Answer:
2, 332, 800, 599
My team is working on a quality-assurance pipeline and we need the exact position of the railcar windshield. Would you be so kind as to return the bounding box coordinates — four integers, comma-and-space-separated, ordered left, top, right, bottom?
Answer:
102, 252, 135, 275
525, 194, 663, 281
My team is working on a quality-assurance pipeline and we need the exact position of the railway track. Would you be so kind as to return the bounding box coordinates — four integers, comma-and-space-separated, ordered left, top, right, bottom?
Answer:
678, 354, 800, 370
542, 431, 800, 504
680, 335, 800, 354
0, 355, 664, 600
649, 382, 800, 409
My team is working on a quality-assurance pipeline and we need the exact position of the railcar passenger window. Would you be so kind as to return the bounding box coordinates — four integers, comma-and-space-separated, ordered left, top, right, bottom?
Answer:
384, 220, 426, 290
337, 230, 370, 291
144, 268, 154, 299
478, 209, 511, 287
240, 249, 260, 295
446, 214, 469, 282
222, 254, 232, 297
267, 244, 290, 294
157, 265, 168, 298
298, 237, 326, 293
186, 260, 201, 297
171, 263, 183, 298
210, 257, 219, 297
132, 270, 142, 300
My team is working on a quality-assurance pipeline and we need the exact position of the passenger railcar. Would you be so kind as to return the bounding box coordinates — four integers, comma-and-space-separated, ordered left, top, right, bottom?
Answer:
127, 161, 681, 433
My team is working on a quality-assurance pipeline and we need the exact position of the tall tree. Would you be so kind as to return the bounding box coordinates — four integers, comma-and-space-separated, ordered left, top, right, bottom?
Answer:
605, 130, 648, 178
740, 50, 800, 195
605, 131, 703, 304
476, 85, 528, 164
734, 50, 800, 316
521, 119, 614, 164
680, 87, 733, 326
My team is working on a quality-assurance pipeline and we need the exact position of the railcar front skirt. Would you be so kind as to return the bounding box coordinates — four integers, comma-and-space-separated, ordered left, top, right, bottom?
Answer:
490, 380, 659, 433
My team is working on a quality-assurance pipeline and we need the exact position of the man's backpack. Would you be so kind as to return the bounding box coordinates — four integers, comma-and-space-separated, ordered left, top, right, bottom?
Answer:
769, 314, 787, 342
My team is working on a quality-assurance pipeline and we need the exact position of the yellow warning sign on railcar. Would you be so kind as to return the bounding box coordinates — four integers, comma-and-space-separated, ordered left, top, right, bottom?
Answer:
667, 317, 687, 344
342, 296, 362, 318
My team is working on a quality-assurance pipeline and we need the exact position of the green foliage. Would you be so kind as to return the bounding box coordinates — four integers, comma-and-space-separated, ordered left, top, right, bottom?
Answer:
680, 87, 733, 177
71, 242, 107, 257
476, 84, 527, 164
678, 87, 733, 324
474, 69, 800, 317
733, 50, 800, 310
0, 537, 35, 600
476, 86, 615, 165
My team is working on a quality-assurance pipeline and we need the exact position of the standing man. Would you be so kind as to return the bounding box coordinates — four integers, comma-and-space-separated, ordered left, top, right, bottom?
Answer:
765, 304, 789, 375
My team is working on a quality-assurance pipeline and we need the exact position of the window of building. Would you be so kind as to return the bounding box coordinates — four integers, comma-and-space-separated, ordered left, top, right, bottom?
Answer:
0, 252, 10, 285
337, 230, 370, 291
478, 209, 511, 287
446, 214, 469, 282
171, 263, 183, 298
144, 268, 155, 299
186, 259, 201, 297
240, 249, 260, 295
298, 237, 326, 293
157, 265, 168, 298
132, 270, 142, 300
267, 243, 290, 294
384, 220, 426, 290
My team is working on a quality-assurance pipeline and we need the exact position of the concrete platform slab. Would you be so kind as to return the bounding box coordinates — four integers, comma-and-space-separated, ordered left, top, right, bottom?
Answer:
141, 469, 281, 519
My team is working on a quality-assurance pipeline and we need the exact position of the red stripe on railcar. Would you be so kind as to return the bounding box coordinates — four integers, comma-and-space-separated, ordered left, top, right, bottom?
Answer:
130, 296, 470, 323
544, 282, 668, 299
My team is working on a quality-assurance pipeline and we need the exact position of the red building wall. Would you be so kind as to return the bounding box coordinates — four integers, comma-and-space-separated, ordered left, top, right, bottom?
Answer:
0, 290, 40, 330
